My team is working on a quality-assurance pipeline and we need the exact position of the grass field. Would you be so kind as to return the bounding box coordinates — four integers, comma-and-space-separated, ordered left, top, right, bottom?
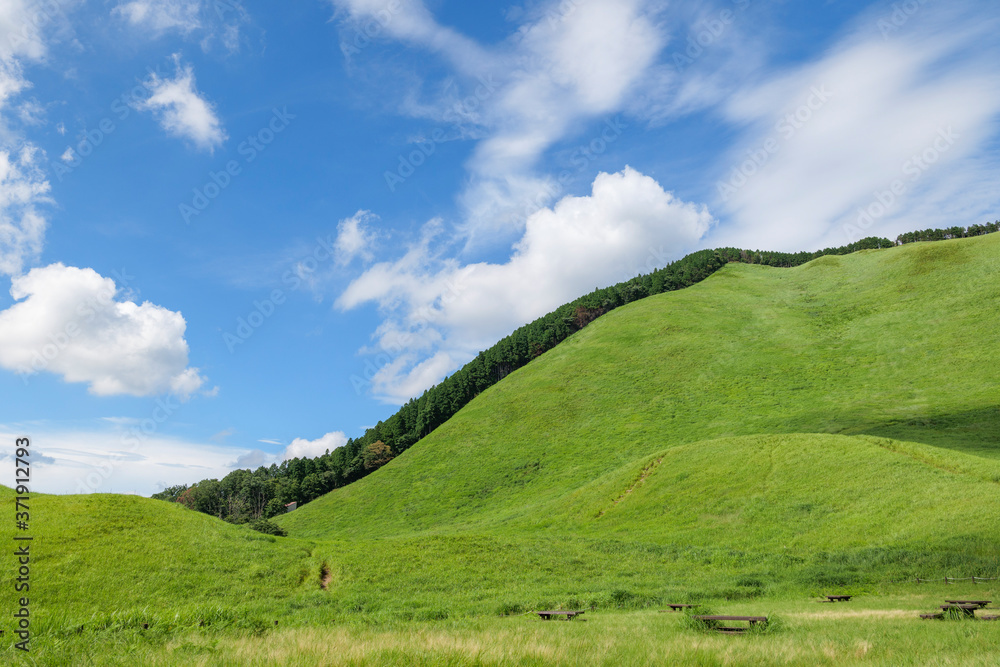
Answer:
12, 586, 1000, 665
3, 235, 1000, 664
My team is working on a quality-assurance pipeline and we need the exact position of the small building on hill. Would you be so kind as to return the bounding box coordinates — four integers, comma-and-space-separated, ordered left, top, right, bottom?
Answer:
285, 501, 297, 513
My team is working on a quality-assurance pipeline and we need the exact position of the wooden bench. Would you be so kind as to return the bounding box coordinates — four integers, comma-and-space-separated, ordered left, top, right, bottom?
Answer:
534, 610, 585, 621
692, 615, 767, 634
824, 595, 852, 602
661, 603, 699, 612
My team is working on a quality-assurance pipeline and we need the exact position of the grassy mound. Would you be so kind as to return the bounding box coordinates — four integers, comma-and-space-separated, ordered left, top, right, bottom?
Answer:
0, 490, 315, 624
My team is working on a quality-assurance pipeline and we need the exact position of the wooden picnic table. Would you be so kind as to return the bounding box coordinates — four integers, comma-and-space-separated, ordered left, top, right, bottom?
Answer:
662, 603, 699, 612
693, 615, 768, 634
923, 601, 996, 620
534, 610, 585, 621
944, 600, 991, 608
825, 595, 852, 602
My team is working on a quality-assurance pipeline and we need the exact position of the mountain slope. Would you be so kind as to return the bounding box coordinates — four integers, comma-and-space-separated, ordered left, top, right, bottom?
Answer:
280, 234, 1000, 541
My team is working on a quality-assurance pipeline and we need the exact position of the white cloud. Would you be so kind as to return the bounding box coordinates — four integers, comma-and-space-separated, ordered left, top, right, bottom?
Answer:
338, 167, 712, 403
709, 5, 1000, 250
0, 0, 49, 62
138, 57, 226, 151
333, 0, 666, 245
334, 210, 378, 265
0, 427, 250, 496
0, 146, 49, 276
113, 0, 201, 34
0, 263, 207, 398
0, 57, 28, 110
231, 449, 271, 469
112, 0, 250, 54
283, 431, 348, 460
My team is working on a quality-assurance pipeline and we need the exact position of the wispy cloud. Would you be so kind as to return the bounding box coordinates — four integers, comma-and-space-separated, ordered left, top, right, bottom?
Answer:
0, 146, 49, 276
113, 0, 202, 35
112, 0, 252, 53
0, 427, 247, 496
709, 4, 1000, 250
332, 0, 667, 246
334, 210, 379, 266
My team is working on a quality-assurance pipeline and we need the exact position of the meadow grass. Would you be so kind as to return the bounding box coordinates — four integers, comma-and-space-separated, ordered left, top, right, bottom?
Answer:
4, 235, 1000, 664
14, 586, 1000, 665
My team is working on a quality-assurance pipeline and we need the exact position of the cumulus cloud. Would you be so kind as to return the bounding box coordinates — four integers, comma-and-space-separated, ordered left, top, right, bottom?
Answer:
113, 0, 201, 34
709, 4, 1000, 250
339, 167, 712, 403
0, 263, 207, 397
0, 146, 49, 276
138, 57, 226, 151
283, 431, 348, 460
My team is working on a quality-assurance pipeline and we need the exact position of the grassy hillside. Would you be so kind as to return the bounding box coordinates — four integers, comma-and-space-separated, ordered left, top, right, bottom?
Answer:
0, 488, 317, 626
282, 234, 1000, 550
6, 234, 1000, 664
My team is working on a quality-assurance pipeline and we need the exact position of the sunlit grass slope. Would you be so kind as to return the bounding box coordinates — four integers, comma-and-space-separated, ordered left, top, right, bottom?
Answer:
0, 489, 312, 621
282, 233, 1000, 544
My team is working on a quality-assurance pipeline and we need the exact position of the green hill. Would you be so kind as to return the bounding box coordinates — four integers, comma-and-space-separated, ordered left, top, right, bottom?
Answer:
0, 488, 315, 631
5, 234, 1000, 663
280, 233, 1000, 550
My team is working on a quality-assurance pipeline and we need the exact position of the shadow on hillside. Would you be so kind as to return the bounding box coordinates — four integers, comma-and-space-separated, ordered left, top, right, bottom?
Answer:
848, 406, 1000, 460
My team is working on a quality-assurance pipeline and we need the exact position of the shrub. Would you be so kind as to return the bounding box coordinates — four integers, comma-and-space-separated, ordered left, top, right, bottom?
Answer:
248, 519, 287, 537
496, 601, 525, 616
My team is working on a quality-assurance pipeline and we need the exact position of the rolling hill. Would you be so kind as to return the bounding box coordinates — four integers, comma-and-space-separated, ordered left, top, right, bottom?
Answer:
280, 233, 1000, 553
4, 233, 1000, 664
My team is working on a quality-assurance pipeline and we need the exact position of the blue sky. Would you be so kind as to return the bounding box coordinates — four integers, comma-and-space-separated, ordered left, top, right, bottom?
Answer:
0, 0, 998, 495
